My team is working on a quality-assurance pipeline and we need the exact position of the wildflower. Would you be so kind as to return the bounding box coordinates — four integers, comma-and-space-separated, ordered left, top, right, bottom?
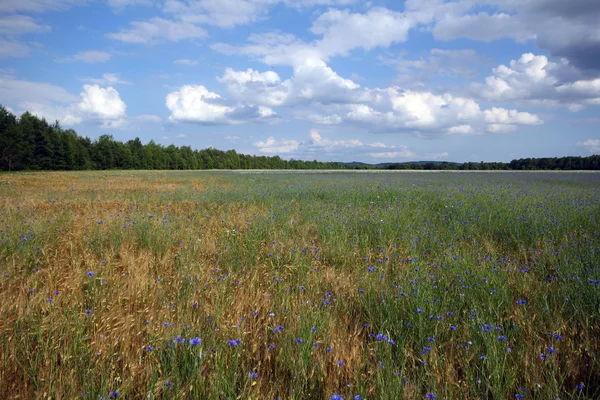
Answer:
416, 309, 424, 313
553, 333, 563, 340
450, 325, 457, 331
539, 353, 546, 360
109, 391, 118, 398
295, 338, 304, 343
85, 309, 93, 316
173, 336, 185, 344
497, 335, 508, 341
46, 298, 54, 303
547, 346, 556, 354
575, 383, 585, 392
515, 394, 524, 399
326, 347, 332, 353
145, 346, 155, 351
331, 395, 344, 400
189, 337, 202, 346
516, 300, 527, 305
479, 354, 487, 360
337, 360, 345, 367
312, 327, 317, 332
425, 393, 437, 399
87, 271, 95, 277
248, 371, 259, 379
228, 339, 242, 347
354, 396, 361, 400
269, 344, 275, 349
273, 325, 284, 333
165, 381, 174, 388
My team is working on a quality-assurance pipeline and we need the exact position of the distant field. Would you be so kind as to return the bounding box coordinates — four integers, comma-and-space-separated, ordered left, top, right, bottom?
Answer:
1, 171, 599, 399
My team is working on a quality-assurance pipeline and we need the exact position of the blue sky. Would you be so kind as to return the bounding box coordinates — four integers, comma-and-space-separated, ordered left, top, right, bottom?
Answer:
1, 0, 599, 163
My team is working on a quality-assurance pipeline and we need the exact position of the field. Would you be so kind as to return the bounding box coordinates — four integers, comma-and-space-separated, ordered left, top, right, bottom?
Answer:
1, 170, 599, 399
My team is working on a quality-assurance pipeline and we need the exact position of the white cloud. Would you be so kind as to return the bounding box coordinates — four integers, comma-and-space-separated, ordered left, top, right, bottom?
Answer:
447, 125, 476, 135
472, 53, 600, 110
0, 15, 51, 35
253, 136, 300, 153
578, 139, 600, 154
108, 0, 152, 9
57, 50, 112, 63
176, 133, 187, 138
75, 84, 127, 126
483, 107, 542, 125
107, 17, 207, 44
83, 73, 131, 85
0, 0, 83, 13
0, 74, 128, 128
174, 59, 199, 66
162, 0, 357, 29
0, 38, 31, 59
253, 129, 416, 160
311, 7, 414, 58
166, 84, 279, 124
0, 74, 78, 105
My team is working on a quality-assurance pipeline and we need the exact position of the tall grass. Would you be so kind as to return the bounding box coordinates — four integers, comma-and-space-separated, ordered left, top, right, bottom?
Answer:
0, 171, 599, 399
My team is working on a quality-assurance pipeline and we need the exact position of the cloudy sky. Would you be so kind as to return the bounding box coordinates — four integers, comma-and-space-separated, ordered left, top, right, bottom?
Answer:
1, 0, 599, 162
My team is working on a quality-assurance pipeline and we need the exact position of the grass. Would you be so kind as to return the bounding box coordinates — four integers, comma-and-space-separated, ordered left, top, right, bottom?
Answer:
0, 170, 599, 399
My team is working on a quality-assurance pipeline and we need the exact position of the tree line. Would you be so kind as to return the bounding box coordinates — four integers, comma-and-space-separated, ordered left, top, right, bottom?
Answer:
1, 106, 598, 171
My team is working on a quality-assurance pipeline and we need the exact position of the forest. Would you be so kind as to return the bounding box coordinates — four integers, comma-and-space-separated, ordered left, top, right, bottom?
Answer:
1, 106, 599, 171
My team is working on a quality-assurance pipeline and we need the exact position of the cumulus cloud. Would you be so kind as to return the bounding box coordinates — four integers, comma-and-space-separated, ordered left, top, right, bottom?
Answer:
107, 17, 207, 44
0, 74, 128, 128
166, 84, 279, 124
75, 84, 127, 126
253, 136, 300, 153
471, 53, 600, 110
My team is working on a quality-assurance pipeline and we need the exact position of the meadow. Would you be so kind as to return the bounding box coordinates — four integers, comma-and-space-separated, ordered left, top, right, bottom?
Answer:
0, 170, 599, 400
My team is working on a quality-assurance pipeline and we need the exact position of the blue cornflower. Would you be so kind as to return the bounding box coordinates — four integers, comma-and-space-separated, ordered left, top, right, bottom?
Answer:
450, 325, 457, 331
311, 327, 317, 332
87, 271, 95, 277
85, 309, 93, 316
326, 347, 332, 353
145, 346, 155, 351
553, 333, 563, 340
173, 336, 185, 344
295, 338, 304, 343
354, 396, 361, 400
337, 360, 345, 367
539, 353, 546, 360
547, 346, 556, 354
516, 300, 527, 305
498, 335, 508, 341
165, 381, 174, 388
422, 347, 431, 354
416, 309, 425, 313
228, 339, 242, 346
273, 325, 284, 333
109, 391, 118, 398
515, 394, 524, 399
425, 393, 437, 399
331, 395, 344, 400
46, 298, 54, 303
248, 371, 259, 379
189, 337, 202, 346
575, 383, 585, 392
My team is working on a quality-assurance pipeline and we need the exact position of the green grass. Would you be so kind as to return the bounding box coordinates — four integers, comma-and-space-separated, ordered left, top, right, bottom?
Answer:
0, 170, 599, 399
